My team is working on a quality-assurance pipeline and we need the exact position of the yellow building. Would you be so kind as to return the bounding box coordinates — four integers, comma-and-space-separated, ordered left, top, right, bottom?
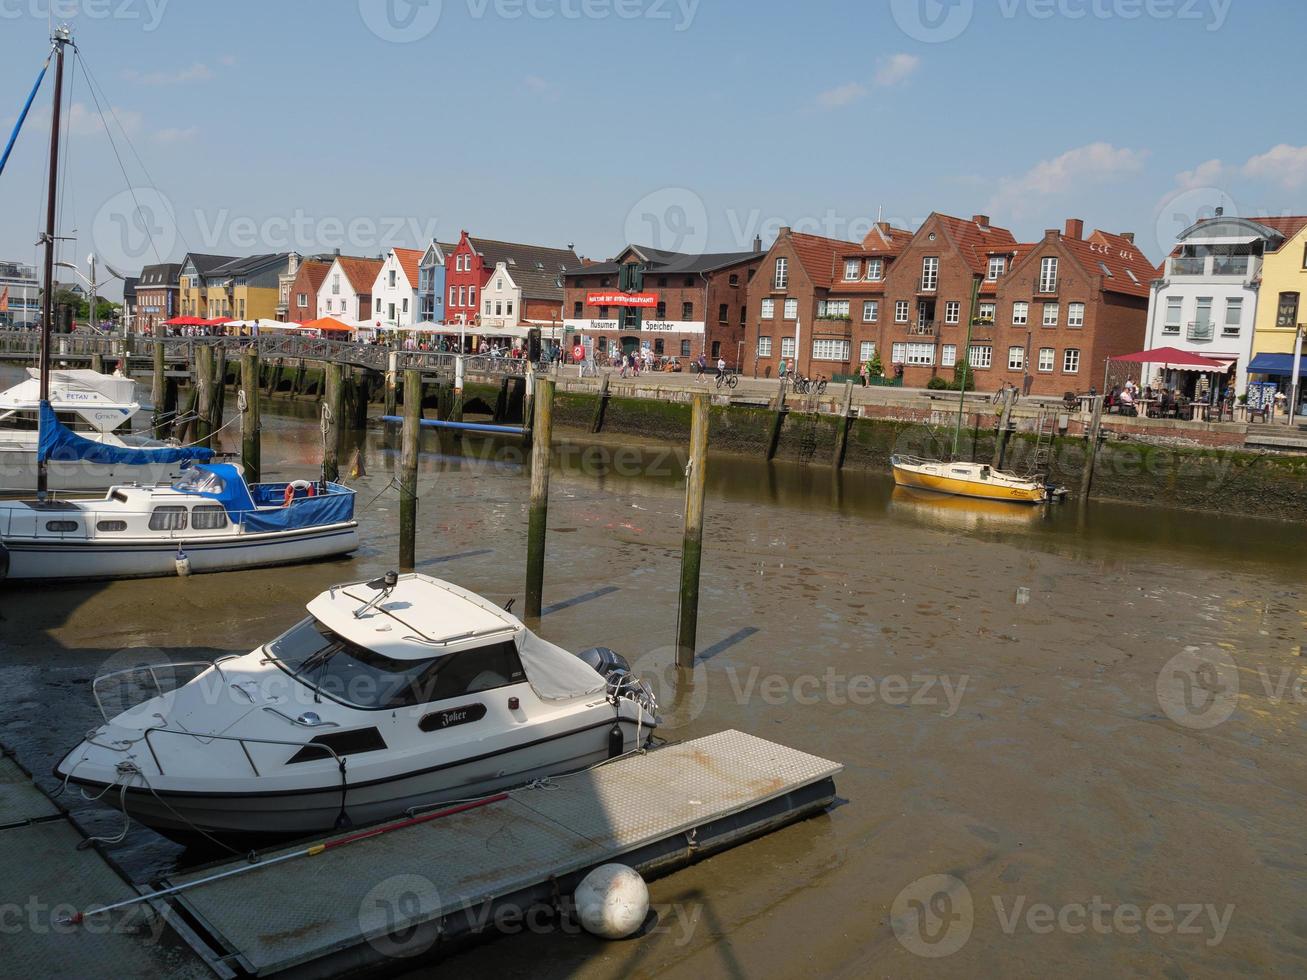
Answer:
1248, 222, 1307, 403
176, 253, 292, 322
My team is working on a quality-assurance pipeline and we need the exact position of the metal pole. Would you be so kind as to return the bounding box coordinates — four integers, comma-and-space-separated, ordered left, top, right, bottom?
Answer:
1289, 325, 1303, 426
399, 367, 421, 571
676, 393, 710, 667
524, 377, 555, 618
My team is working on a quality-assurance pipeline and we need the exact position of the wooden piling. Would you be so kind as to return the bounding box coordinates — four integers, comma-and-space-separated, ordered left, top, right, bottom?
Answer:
194, 344, 215, 448
323, 362, 343, 483
992, 388, 1015, 469
90, 352, 103, 374
177, 384, 199, 444
384, 350, 398, 418
524, 377, 555, 619
151, 341, 167, 438
209, 345, 227, 437
766, 378, 788, 461
291, 359, 307, 398
590, 372, 610, 433
399, 368, 421, 571
676, 393, 710, 668
1079, 394, 1105, 499
240, 347, 261, 483
832, 380, 854, 469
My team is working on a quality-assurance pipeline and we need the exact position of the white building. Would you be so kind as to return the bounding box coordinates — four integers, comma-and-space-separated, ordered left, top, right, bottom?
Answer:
369, 247, 424, 328
1144, 213, 1301, 392
316, 254, 383, 323
0, 260, 40, 328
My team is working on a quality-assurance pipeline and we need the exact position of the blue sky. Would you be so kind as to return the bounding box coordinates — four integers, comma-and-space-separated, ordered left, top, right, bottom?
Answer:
1, 0, 1305, 297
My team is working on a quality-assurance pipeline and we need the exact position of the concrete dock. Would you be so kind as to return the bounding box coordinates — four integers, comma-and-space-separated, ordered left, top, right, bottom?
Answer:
3, 732, 840, 977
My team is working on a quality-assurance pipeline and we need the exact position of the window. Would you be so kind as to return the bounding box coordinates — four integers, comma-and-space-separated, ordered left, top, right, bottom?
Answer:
495, 279, 503, 290
1193, 297, 1213, 339
96, 520, 127, 531
1039, 257, 1058, 292
468, 286, 476, 307
773, 258, 788, 289
1042, 303, 1059, 327
331, 274, 341, 295
859, 341, 876, 362
783, 298, 798, 320
45, 520, 78, 532
654, 338, 665, 355
906, 342, 934, 365
863, 300, 878, 322
681, 340, 692, 356
968, 345, 992, 368
1008, 346, 1025, 370
812, 339, 850, 361
192, 505, 228, 530
683, 301, 695, 320
388, 269, 396, 287
457, 287, 465, 307
757, 336, 773, 357
449, 286, 457, 307
865, 259, 883, 281
819, 299, 850, 318
1223, 297, 1243, 335
760, 298, 775, 319
149, 506, 187, 531
599, 306, 609, 318
711, 341, 721, 358
375, 297, 382, 313
941, 344, 956, 368
1164, 296, 1182, 333
507, 301, 513, 316
945, 301, 961, 324
978, 302, 995, 322
1277, 292, 1300, 328
921, 257, 939, 291
987, 256, 1006, 280
895, 300, 910, 323
740, 305, 747, 326
843, 259, 861, 280
718, 303, 728, 323
402, 298, 409, 314
656, 301, 666, 318
780, 337, 796, 359
891, 342, 906, 363
1067, 302, 1084, 328
297, 292, 307, 308
729, 273, 739, 287
573, 301, 582, 317
487, 301, 495, 315
1038, 347, 1055, 372
1063, 348, 1081, 373
1012, 302, 1028, 326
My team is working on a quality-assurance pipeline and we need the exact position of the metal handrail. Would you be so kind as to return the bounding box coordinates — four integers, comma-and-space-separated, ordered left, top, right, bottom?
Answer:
92, 659, 230, 724
141, 726, 344, 777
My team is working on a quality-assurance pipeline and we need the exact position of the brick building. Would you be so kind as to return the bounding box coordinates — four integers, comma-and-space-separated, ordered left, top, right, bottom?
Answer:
285, 257, 331, 323
444, 231, 579, 339
564, 243, 763, 367
134, 261, 181, 335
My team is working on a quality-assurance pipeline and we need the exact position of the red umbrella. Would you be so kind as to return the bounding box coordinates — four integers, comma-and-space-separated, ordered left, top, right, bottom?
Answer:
1110, 346, 1227, 370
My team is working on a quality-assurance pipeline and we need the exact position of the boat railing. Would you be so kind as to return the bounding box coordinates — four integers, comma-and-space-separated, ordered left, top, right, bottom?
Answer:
92, 656, 239, 724
140, 726, 344, 777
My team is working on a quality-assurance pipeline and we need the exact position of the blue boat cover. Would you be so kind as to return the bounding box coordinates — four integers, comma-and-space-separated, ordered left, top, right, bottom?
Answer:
183, 463, 355, 530
37, 400, 215, 465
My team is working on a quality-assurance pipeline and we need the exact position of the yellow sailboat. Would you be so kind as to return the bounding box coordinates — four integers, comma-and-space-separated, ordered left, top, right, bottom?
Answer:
890, 455, 1051, 503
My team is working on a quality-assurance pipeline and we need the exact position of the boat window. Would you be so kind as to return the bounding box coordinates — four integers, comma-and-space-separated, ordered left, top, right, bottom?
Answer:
170, 468, 225, 495
191, 505, 228, 530
268, 617, 526, 710
96, 520, 127, 532
148, 506, 188, 531
45, 520, 78, 532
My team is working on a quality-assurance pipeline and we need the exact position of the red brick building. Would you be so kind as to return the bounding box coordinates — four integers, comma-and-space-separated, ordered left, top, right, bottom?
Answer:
563, 244, 762, 367
444, 230, 578, 330
286, 258, 330, 323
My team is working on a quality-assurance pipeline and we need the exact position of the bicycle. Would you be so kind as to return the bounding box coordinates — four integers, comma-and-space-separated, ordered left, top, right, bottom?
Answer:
715, 371, 739, 390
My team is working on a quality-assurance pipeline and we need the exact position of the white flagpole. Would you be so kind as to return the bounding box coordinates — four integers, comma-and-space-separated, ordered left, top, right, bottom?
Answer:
795, 316, 801, 374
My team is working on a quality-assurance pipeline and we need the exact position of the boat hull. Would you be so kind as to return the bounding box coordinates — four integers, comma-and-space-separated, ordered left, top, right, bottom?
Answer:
1, 523, 359, 580
891, 456, 1048, 503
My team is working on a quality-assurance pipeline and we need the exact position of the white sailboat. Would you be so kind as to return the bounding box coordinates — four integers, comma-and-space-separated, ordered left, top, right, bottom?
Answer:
56, 573, 659, 840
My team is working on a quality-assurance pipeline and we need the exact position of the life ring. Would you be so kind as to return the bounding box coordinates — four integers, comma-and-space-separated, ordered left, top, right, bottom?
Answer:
283, 480, 317, 506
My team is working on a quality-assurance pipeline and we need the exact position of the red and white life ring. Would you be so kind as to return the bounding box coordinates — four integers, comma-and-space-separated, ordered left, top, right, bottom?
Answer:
283, 480, 317, 506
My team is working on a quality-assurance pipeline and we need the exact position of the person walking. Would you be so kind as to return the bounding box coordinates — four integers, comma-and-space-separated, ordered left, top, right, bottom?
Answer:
695, 352, 707, 383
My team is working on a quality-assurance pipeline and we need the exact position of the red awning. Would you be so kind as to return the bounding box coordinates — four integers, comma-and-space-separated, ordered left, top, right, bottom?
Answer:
1110, 346, 1227, 370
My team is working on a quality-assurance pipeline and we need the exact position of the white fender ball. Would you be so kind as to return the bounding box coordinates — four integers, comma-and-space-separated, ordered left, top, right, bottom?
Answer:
574, 864, 649, 939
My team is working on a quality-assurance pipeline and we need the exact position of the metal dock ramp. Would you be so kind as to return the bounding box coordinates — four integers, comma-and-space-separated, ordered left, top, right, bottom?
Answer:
167, 729, 841, 976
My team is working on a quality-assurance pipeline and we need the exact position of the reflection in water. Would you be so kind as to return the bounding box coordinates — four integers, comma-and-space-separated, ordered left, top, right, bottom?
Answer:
888, 485, 1046, 532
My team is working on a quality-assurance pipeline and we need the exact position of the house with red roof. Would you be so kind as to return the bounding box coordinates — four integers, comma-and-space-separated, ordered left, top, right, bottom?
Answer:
285, 256, 331, 323
316, 253, 384, 324
368, 246, 425, 328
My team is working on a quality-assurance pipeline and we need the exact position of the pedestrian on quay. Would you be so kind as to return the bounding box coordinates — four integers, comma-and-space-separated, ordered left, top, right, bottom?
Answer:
695, 352, 707, 382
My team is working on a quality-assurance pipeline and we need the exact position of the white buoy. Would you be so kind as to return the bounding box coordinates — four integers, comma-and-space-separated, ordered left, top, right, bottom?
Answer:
574, 864, 649, 939
174, 550, 192, 577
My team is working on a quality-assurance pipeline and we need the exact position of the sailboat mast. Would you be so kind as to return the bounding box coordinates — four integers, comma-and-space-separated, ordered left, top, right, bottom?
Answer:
951, 274, 982, 459
37, 25, 71, 495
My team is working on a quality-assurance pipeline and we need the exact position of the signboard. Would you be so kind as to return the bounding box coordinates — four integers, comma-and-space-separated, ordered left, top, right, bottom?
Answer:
564, 318, 704, 335
585, 291, 658, 308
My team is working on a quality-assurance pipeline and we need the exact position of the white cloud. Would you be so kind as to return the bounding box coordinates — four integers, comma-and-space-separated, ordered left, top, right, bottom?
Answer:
58, 102, 143, 137
874, 53, 920, 87
816, 82, 868, 110
122, 62, 214, 86
219, 54, 238, 67
154, 126, 199, 144
1175, 159, 1226, 189
989, 142, 1149, 216
1242, 144, 1307, 190
524, 75, 560, 100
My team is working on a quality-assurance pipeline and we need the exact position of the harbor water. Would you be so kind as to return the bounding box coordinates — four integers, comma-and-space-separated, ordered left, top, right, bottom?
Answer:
2, 365, 1306, 977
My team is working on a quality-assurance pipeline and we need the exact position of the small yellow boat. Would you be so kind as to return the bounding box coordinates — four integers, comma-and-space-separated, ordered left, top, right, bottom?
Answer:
890, 454, 1052, 503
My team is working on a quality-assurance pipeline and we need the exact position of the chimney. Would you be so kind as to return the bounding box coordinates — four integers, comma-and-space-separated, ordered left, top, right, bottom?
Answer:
334, 247, 341, 257
1215, 207, 1224, 218
779, 226, 791, 237
972, 214, 990, 229
1064, 218, 1084, 240
1119, 232, 1135, 244
753, 234, 762, 253
1044, 228, 1060, 241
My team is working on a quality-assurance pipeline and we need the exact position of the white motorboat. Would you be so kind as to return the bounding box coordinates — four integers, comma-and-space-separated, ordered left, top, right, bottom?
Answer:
0, 368, 197, 492
0, 461, 357, 581
56, 573, 659, 840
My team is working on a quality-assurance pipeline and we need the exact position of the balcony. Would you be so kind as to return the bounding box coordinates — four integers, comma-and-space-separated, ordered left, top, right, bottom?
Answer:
907, 320, 936, 337
1033, 280, 1059, 295
1211, 255, 1250, 276
1168, 256, 1206, 276
1186, 319, 1215, 342
915, 277, 938, 293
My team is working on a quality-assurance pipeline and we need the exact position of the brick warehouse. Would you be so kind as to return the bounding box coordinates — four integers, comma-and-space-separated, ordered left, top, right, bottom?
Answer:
563, 243, 763, 367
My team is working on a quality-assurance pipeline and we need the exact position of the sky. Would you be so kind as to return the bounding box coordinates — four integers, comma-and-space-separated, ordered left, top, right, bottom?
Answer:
1, 0, 1305, 299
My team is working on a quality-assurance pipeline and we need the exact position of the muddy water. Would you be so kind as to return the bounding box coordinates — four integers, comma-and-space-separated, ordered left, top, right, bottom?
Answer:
2, 367, 1307, 977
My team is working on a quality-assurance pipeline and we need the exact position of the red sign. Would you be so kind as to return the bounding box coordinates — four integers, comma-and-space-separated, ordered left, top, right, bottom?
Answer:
586, 291, 658, 308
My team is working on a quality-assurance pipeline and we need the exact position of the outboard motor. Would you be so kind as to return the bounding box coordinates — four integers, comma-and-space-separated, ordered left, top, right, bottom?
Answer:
577, 646, 631, 679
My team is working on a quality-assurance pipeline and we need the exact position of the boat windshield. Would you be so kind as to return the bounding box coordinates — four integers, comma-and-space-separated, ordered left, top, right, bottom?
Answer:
266, 617, 525, 710
171, 468, 224, 495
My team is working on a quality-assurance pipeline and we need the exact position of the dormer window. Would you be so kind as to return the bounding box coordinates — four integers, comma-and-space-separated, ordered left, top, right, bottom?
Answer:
986, 256, 1006, 280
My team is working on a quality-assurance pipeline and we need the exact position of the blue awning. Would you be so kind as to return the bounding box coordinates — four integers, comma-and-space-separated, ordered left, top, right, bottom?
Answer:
1247, 353, 1307, 377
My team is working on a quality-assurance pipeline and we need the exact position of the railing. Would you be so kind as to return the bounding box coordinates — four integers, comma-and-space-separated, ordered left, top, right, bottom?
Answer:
1211, 255, 1249, 276
1034, 280, 1059, 295
92, 658, 237, 723
1168, 256, 1206, 276
1186, 320, 1215, 342
907, 321, 936, 336
915, 277, 937, 293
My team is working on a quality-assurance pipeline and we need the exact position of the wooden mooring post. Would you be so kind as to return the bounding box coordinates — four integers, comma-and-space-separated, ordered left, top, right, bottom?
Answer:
90, 352, 103, 374
590, 372, 610, 433
323, 362, 343, 483
524, 377, 555, 619
992, 387, 1015, 469
240, 348, 261, 483
676, 393, 710, 668
209, 345, 227, 438
151, 340, 166, 438
399, 368, 421, 571
384, 350, 399, 418
766, 378, 788, 461
832, 380, 854, 469
194, 344, 215, 448
1079, 394, 1105, 499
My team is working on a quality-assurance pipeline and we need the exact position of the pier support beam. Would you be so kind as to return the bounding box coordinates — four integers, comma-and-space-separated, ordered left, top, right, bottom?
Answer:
209, 345, 227, 438
323, 362, 343, 484
90, 352, 103, 374
240, 348, 261, 483
766, 378, 788, 461
151, 340, 166, 438
677, 393, 710, 668
194, 344, 215, 448
993, 388, 1015, 469
399, 368, 421, 571
1080, 394, 1105, 500
385, 350, 398, 418
524, 377, 555, 619
832, 380, 854, 469
591, 372, 610, 433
